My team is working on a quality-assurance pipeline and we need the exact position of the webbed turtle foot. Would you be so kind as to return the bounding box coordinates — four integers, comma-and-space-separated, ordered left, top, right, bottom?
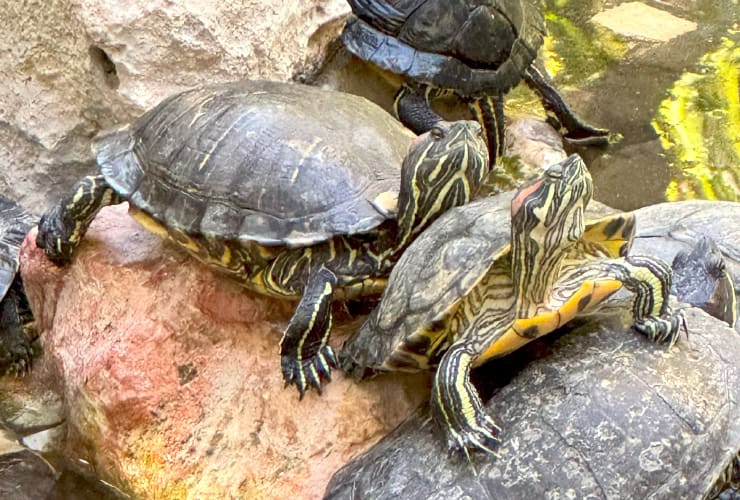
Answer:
1, 341, 34, 378
5, 354, 32, 377
548, 114, 610, 147
281, 345, 338, 399
441, 410, 502, 462
633, 309, 688, 347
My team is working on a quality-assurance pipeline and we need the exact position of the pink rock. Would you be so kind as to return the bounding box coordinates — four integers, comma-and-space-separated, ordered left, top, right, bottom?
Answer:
20, 203, 429, 499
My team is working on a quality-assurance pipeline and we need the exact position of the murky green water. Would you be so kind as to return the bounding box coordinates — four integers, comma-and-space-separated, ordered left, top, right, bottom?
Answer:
507, 0, 740, 210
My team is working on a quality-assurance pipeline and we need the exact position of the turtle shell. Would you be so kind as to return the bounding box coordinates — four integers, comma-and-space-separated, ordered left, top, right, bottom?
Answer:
0, 195, 37, 300
343, 0, 546, 96
340, 191, 514, 375
93, 80, 415, 247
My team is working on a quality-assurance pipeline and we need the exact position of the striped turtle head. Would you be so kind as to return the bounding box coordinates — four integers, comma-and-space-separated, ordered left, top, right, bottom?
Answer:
396, 120, 489, 247
510, 154, 593, 312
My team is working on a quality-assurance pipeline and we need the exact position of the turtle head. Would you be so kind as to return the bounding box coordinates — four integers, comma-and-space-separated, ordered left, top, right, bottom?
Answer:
36, 205, 76, 266
510, 154, 593, 308
395, 120, 488, 247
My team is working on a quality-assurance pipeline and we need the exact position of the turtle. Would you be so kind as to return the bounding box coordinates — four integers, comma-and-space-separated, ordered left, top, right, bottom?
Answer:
340, 153, 684, 459
0, 195, 38, 376
669, 236, 736, 327
341, 0, 610, 167
34, 79, 490, 398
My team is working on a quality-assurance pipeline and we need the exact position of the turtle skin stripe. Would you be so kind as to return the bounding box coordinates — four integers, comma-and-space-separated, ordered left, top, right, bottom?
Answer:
37, 175, 122, 265
280, 267, 339, 398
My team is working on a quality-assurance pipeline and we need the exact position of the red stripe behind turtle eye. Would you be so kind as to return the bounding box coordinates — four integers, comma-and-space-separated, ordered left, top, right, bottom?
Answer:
511, 179, 543, 216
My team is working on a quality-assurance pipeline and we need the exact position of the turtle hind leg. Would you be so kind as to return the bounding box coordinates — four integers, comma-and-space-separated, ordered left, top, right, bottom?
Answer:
36, 174, 122, 265
0, 275, 37, 377
431, 342, 502, 461
280, 266, 339, 398
393, 84, 444, 135
523, 65, 610, 147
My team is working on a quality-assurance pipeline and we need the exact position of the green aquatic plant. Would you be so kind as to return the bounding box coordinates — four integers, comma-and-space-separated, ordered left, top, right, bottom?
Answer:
652, 34, 740, 201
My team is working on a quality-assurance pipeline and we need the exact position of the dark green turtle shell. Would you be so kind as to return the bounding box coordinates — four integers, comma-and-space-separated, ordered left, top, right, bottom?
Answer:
0, 195, 36, 300
341, 192, 514, 375
342, 0, 545, 97
94, 80, 415, 247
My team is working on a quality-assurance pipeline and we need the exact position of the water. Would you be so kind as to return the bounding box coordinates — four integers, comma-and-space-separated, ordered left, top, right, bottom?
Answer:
521, 0, 740, 210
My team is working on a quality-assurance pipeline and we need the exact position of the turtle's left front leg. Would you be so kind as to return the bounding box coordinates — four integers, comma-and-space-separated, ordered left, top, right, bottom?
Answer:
280, 266, 339, 398
524, 65, 610, 147
36, 174, 122, 264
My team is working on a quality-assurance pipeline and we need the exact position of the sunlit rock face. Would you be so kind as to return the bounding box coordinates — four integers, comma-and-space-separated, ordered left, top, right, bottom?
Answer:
19, 205, 429, 499
0, 0, 349, 214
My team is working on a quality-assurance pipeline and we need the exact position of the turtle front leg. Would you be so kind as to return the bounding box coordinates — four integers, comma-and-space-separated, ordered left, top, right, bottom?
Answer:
280, 266, 339, 398
393, 84, 444, 135
524, 65, 609, 147
431, 341, 503, 461
36, 175, 122, 265
620, 255, 687, 346
468, 94, 505, 167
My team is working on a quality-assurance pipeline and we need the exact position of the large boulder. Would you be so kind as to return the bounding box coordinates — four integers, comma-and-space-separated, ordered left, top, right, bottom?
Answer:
326, 306, 740, 499
1, 0, 348, 214
19, 204, 428, 499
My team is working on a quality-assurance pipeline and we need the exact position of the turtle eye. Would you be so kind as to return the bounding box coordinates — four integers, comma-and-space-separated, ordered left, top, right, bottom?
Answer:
430, 126, 445, 140
546, 166, 563, 179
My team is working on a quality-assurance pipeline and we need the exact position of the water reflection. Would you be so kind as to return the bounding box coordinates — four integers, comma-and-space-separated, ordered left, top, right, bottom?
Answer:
653, 34, 740, 201
514, 0, 740, 209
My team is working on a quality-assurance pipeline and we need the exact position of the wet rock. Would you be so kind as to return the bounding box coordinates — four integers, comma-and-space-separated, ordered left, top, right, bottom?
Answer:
19, 204, 428, 499
591, 2, 698, 42
325, 307, 740, 499
1, 0, 348, 214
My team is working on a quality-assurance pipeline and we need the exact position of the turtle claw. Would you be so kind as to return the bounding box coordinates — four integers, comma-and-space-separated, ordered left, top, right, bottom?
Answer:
444, 412, 502, 463
633, 309, 687, 347
281, 345, 338, 399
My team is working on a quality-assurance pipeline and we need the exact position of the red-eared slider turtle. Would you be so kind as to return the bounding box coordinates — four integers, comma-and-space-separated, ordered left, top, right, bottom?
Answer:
340, 154, 683, 458
35, 80, 489, 397
0, 195, 38, 376
341, 0, 609, 166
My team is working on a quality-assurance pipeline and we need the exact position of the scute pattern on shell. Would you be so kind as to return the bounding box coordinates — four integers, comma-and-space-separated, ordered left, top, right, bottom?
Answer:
344, 0, 546, 96
94, 80, 415, 247
341, 192, 514, 373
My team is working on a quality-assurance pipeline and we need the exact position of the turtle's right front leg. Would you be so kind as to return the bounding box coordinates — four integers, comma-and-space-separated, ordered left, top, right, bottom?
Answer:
36, 175, 122, 265
280, 266, 339, 399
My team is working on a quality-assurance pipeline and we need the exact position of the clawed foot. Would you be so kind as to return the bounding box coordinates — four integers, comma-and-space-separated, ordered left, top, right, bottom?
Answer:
5, 355, 32, 377
633, 310, 688, 347
2, 346, 34, 378
281, 345, 338, 399
442, 410, 502, 462
547, 114, 610, 147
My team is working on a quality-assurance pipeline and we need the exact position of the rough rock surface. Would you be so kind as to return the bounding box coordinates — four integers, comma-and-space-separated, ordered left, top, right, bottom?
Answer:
1, 0, 348, 214
19, 204, 428, 499
326, 307, 740, 499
